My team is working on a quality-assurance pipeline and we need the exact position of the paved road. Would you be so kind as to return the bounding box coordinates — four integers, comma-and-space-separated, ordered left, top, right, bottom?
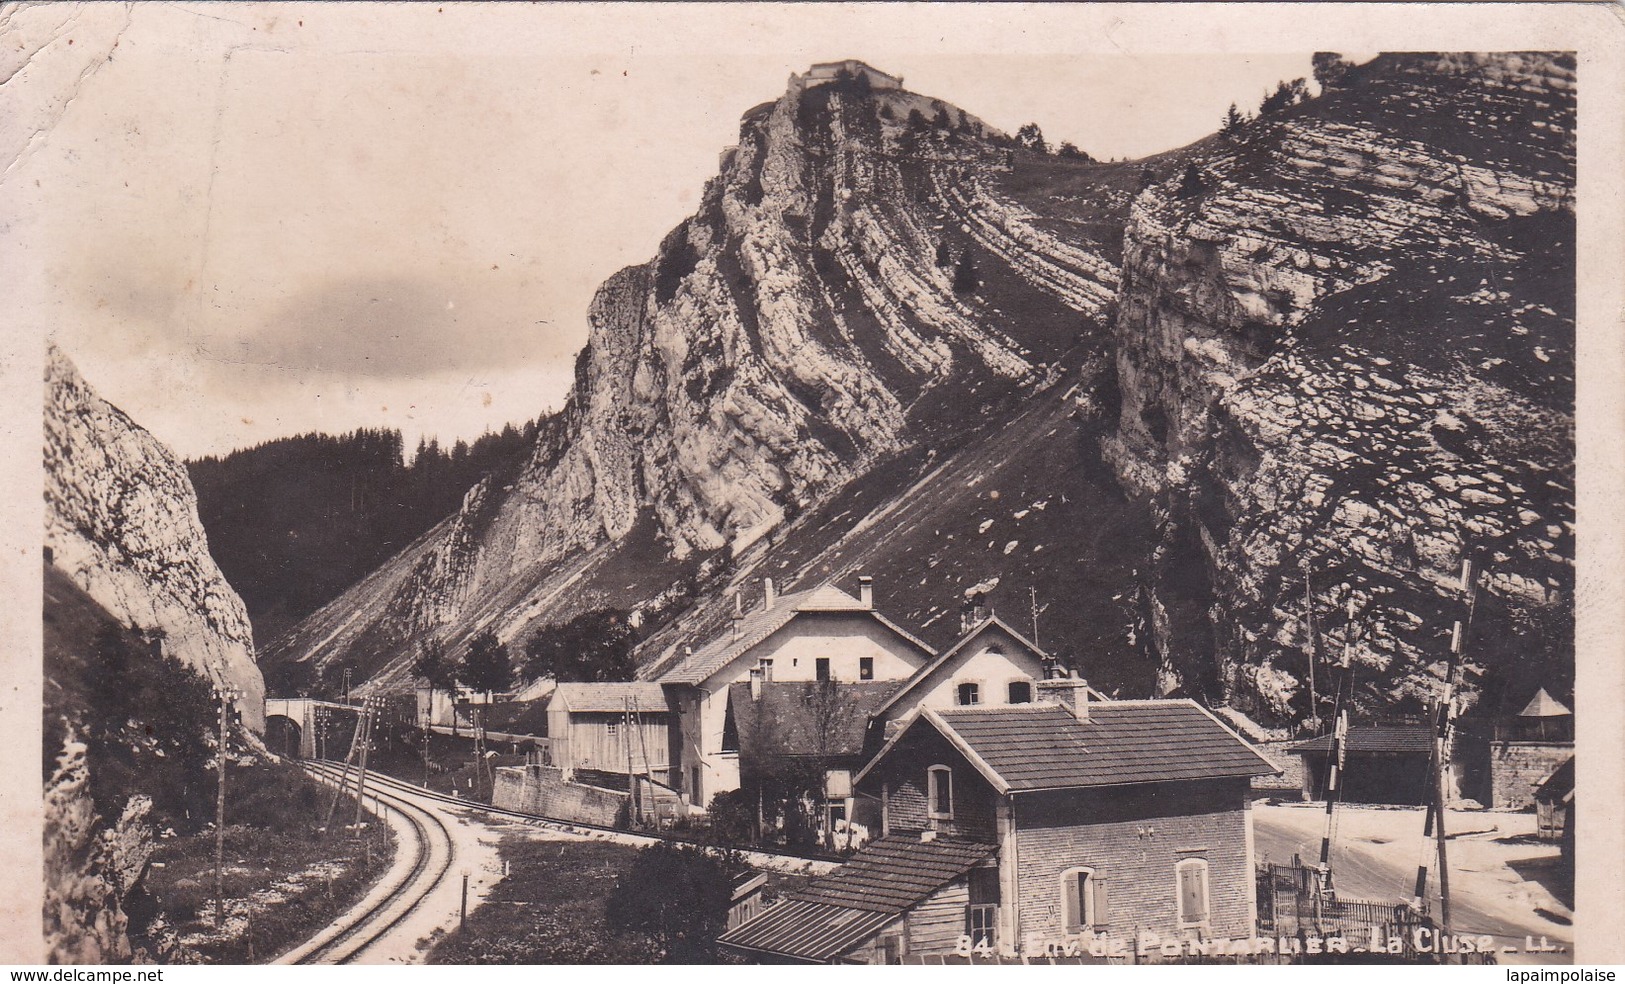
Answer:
1254, 804, 1572, 964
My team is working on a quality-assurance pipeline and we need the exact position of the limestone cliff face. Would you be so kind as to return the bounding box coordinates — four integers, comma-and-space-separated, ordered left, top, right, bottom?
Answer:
1103, 53, 1575, 719
270, 56, 1573, 723
273, 75, 1119, 684
45, 346, 265, 730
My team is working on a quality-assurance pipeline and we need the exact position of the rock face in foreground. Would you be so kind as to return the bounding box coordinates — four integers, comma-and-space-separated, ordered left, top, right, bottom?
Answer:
1103, 53, 1575, 718
45, 345, 265, 730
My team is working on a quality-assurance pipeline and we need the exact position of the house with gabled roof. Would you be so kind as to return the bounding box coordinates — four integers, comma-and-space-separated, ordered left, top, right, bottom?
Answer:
868, 614, 1091, 738
783, 676, 1275, 959
655, 575, 936, 809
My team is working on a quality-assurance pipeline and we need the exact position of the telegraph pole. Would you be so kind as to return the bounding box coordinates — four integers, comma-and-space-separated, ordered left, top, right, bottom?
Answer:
423, 708, 432, 788
213, 687, 240, 927
1301, 559, 1318, 733
352, 698, 377, 829
1029, 587, 1041, 647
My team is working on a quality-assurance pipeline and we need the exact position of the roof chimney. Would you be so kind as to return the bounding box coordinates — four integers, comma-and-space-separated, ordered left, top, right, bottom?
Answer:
733, 592, 744, 638
858, 574, 874, 610
764, 578, 777, 611
1036, 671, 1090, 722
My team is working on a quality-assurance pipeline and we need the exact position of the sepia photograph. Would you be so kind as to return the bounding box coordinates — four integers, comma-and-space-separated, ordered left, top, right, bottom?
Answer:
6, 0, 1623, 969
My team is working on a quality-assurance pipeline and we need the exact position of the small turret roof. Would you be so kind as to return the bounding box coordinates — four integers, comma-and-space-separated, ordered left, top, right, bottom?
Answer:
1518, 687, 1572, 718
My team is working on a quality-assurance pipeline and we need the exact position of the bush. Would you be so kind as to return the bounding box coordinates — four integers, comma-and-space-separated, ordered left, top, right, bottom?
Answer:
605, 843, 743, 961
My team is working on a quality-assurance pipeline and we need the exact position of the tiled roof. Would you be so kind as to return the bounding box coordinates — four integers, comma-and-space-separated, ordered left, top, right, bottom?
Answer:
789, 836, 994, 912
862, 700, 1278, 793
1289, 723, 1434, 756
728, 681, 901, 758
548, 682, 669, 714
716, 900, 895, 963
797, 584, 870, 610
656, 584, 934, 685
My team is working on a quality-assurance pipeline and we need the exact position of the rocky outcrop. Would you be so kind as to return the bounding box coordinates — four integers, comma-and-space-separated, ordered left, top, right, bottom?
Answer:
1103, 52, 1575, 720
271, 74, 1119, 684
45, 346, 265, 730
268, 55, 1572, 726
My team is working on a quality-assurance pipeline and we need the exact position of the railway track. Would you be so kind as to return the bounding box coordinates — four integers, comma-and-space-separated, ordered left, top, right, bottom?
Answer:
275, 761, 456, 964
319, 761, 841, 874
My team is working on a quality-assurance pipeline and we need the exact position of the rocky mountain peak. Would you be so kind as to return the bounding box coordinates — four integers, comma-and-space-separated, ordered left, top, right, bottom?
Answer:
45, 345, 265, 729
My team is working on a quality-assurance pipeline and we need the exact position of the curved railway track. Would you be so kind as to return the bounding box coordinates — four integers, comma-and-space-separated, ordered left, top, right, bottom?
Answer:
317, 762, 841, 874
276, 761, 456, 964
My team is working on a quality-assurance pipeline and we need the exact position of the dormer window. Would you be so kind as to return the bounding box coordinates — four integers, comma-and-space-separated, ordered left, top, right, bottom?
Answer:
928, 765, 953, 819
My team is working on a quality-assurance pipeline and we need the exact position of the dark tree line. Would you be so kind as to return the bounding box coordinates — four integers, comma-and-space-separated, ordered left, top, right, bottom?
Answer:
189, 421, 545, 643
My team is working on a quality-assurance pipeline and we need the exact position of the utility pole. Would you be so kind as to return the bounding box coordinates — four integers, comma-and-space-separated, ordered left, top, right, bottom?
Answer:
624, 697, 637, 824
1301, 559, 1318, 734
1029, 586, 1041, 647
1412, 556, 1475, 955
352, 698, 376, 830
423, 708, 432, 788
213, 687, 240, 927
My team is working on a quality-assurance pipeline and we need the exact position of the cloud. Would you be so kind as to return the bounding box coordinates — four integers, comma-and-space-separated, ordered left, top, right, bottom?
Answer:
204, 273, 571, 379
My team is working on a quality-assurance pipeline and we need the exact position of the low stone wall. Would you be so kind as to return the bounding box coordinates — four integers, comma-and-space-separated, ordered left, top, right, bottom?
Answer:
1488, 741, 1572, 810
493, 765, 626, 826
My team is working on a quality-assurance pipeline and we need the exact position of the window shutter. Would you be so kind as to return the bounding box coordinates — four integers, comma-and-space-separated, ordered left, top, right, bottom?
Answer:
1092, 876, 1110, 928
1180, 864, 1208, 922
1063, 872, 1083, 931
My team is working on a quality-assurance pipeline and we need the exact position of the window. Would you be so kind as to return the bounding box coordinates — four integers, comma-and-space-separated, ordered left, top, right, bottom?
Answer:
816, 657, 831, 681
966, 904, 998, 948
859, 657, 874, 680
928, 765, 953, 819
692, 766, 703, 805
607, 720, 619, 738
966, 866, 999, 946
1008, 680, 1032, 704
956, 682, 981, 706
1176, 858, 1210, 926
1060, 867, 1109, 932
760, 658, 774, 682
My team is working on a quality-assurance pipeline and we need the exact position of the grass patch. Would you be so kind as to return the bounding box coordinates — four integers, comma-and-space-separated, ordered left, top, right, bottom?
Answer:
430, 838, 664, 964
135, 769, 397, 963
431, 837, 778, 964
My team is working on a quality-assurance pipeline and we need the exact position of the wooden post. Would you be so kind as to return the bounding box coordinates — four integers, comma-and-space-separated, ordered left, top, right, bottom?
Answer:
460, 870, 470, 929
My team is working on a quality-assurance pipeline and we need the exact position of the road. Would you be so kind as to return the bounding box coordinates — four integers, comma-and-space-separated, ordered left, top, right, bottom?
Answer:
1254, 802, 1573, 964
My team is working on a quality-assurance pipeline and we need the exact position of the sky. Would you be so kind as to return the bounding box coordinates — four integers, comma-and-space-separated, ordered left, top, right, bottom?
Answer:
1, 2, 1341, 459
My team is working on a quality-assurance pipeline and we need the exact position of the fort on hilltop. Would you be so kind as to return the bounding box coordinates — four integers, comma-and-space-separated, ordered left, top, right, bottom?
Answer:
795, 59, 904, 91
